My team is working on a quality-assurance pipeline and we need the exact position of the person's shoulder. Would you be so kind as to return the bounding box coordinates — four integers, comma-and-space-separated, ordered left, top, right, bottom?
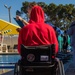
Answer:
45, 23, 54, 29
23, 24, 34, 29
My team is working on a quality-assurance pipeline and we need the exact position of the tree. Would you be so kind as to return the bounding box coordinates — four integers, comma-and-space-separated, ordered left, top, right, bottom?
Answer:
17, 1, 75, 30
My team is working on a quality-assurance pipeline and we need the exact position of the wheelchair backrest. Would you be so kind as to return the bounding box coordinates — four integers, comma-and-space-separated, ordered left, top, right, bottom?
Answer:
20, 44, 55, 63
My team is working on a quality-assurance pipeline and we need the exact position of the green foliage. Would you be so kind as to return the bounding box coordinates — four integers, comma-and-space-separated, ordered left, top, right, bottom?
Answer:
16, 1, 75, 30
21, 1, 29, 13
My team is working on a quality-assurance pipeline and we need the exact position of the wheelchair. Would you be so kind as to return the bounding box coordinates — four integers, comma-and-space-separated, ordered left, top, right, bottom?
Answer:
14, 44, 65, 75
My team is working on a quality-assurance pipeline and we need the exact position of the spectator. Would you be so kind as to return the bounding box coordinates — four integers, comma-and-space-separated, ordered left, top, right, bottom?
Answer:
62, 31, 68, 53
58, 34, 63, 52
16, 2, 37, 32
67, 21, 75, 67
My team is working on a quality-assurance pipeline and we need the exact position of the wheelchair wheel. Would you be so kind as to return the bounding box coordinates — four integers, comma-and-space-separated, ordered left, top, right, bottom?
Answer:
14, 63, 21, 75
60, 61, 65, 75
55, 58, 65, 75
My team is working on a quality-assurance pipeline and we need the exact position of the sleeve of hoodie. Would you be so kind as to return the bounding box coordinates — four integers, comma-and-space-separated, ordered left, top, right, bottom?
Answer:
18, 29, 23, 54
18, 26, 29, 54
49, 27, 58, 54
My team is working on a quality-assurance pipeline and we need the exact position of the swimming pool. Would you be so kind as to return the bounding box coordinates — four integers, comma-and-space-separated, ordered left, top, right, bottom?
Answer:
0, 55, 21, 63
0, 55, 21, 69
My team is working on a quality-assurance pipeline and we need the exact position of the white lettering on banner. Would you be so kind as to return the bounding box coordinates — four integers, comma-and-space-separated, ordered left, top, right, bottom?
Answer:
40, 55, 49, 61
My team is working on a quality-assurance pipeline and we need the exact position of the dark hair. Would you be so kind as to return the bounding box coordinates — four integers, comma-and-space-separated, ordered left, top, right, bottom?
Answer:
28, 2, 37, 8
64, 30, 67, 34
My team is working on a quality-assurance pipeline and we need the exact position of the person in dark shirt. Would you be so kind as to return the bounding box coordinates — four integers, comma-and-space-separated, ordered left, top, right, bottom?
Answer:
62, 31, 68, 52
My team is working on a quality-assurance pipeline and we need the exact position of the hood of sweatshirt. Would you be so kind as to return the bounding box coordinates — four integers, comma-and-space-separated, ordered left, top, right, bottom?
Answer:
29, 5, 44, 23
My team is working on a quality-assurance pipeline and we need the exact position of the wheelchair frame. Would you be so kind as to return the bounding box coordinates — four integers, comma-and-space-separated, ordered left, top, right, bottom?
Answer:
14, 44, 65, 75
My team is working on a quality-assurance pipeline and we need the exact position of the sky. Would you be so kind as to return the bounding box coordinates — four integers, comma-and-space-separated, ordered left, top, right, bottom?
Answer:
0, 0, 75, 25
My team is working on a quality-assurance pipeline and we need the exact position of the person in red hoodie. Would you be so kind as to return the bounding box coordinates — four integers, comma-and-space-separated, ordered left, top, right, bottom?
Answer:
18, 5, 58, 54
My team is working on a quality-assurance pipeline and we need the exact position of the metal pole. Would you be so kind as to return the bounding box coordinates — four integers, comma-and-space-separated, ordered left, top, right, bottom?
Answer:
8, 7, 11, 23
4, 5, 11, 23
4, 5, 12, 52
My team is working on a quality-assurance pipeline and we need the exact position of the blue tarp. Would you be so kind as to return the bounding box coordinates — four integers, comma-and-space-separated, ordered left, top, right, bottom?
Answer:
46, 21, 63, 35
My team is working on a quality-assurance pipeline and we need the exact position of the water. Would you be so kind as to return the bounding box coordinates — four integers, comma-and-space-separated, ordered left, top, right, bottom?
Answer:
0, 55, 21, 63
0, 55, 21, 68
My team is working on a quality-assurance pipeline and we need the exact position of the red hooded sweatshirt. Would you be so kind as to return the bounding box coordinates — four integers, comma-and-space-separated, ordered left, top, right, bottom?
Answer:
18, 6, 58, 54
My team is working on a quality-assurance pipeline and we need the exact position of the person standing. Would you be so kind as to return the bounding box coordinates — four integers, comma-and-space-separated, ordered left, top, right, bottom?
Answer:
58, 34, 63, 52
62, 31, 68, 53
16, 2, 37, 32
67, 21, 75, 67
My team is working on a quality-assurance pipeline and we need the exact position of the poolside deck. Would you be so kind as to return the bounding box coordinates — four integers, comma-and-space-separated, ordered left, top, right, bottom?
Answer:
0, 69, 14, 75
0, 52, 18, 55
65, 63, 75, 75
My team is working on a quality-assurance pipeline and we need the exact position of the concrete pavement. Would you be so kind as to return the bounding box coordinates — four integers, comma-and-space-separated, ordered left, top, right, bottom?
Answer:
65, 63, 75, 75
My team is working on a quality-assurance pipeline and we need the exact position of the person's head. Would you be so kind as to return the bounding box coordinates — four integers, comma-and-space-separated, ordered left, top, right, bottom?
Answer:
29, 5, 44, 23
27, 2, 37, 17
64, 30, 67, 35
